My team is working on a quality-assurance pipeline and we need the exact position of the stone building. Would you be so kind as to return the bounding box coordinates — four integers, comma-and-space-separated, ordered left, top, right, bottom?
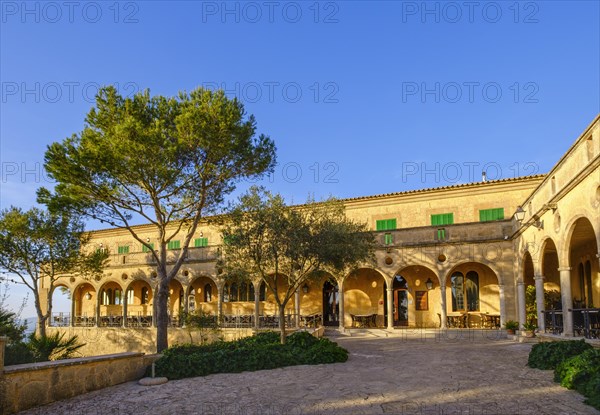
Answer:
40, 115, 600, 355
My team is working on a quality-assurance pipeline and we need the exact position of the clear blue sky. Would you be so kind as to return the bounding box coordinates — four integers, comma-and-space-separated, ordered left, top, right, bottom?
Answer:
1, 1, 599, 317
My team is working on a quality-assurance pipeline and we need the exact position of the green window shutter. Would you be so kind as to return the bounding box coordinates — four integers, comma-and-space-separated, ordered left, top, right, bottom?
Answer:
194, 237, 208, 247
118, 245, 129, 254
479, 208, 504, 222
376, 218, 397, 231
168, 240, 180, 250
432, 213, 453, 226
384, 233, 393, 245
437, 229, 446, 240
142, 243, 154, 253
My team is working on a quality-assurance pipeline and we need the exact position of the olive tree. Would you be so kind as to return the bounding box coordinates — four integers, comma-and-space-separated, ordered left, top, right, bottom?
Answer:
220, 187, 376, 344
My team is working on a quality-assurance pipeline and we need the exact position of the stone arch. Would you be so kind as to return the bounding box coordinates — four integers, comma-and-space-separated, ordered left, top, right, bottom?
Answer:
392, 265, 440, 328
188, 274, 219, 315
343, 267, 387, 327
564, 215, 599, 308
72, 282, 97, 326
444, 261, 501, 315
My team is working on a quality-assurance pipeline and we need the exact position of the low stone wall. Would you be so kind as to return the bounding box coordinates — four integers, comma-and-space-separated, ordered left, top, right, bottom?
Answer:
0, 351, 158, 415
45, 326, 255, 356
538, 333, 600, 348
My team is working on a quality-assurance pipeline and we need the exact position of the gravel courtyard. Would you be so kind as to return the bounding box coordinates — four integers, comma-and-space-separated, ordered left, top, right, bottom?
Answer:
18, 331, 600, 415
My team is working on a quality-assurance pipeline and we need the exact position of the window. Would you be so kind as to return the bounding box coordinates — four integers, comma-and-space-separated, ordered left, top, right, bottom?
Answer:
431, 213, 454, 226
376, 218, 397, 231
384, 233, 393, 245
479, 208, 504, 222
118, 245, 129, 254
142, 243, 154, 253
415, 291, 428, 310
126, 289, 134, 305
203, 284, 212, 302
259, 282, 266, 301
436, 228, 447, 241
141, 287, 149, 305
451, 271, 480, 311
222, 282, 255, 302
114, 289, 122, 305
194, 237, 208, 247
465, 271, 479, 311
167, 240, 181, 250
188, 294, 196, 311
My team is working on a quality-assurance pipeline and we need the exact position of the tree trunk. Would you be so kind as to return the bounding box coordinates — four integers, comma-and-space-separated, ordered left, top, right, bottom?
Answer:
278, 303, 286, 344
37, 312, 47, 338
155, 276, 170, 353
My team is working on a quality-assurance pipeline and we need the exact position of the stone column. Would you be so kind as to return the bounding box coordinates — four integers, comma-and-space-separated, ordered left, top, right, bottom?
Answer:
499, 284, 506, 328
534, 275, 545, 332
559, 267, 573, 336
386, 287, 394, 330
0, 336, 6, 374
217, 282, 224, 321
70, 292, 76, 327
517, 281, 526, 330
338, 279, 345, 331
253, 281, 260, 330
294, 289, 300, 328
123, 295, 128, 328
440, 284, 447, 329
96, 292, 101, 327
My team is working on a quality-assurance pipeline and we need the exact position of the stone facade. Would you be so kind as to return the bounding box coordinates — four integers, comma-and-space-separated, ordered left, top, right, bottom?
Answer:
36, 114, 600, 354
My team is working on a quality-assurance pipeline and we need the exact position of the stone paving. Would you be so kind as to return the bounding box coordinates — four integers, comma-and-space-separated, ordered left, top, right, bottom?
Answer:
18, 330, 600, 415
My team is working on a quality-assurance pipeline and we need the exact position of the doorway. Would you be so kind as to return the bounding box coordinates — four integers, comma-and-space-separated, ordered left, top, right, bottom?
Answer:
323, 279, 339, 326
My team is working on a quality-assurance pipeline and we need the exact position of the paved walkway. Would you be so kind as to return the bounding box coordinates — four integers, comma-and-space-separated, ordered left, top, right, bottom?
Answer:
19, 332, 600, 415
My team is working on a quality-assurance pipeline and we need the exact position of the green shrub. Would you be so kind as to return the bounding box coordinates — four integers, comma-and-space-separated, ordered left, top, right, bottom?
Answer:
153, 331, 348, 380
5, 342, 35, 365
527, 340, 592, 370
583, 373, 600, 410
554, 349, 600, 392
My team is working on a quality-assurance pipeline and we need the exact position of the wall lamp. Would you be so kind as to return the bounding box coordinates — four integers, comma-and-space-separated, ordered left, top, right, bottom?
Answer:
302, 284, 309, 294
425, 278, 434, 290
85, 293, 92, 300
514, 206, 526, 222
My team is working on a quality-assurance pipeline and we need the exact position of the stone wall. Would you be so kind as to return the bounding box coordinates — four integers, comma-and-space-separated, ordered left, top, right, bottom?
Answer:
0, 351, 158, 415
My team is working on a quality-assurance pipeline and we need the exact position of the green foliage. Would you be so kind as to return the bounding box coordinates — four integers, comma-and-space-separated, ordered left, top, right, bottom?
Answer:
522, 320, 537, 331
39, 86, 276, 352
554, 349, 600, 391
527, 340, 592, 370
220, 186, 376, 343
153, 331, 348, 380
0, 207, 107, 337
525, 285, 537, 324
27, 332, 85, 361
553, 349, 600, 411
504, 320, 519, 330
182, 309, 221, 344
0, 308, 27, 343
5, 342, 35, 366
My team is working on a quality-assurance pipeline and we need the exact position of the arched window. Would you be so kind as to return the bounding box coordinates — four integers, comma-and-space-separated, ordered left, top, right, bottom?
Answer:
114, 289, 122, 305
259, 282, 266, 301
106, 289, 113, 305
450, 273, 464, 311
204, 283, 212, 302
141, 287, 149, 305
223, 283, 230, 302
230, 283, 238, 302
126, 289, 134, 305
465, 271, 479, 311
100, 289, 107, 305
249, 283, 256, 302
239, 282, 248, 302
188, 294, 196, 311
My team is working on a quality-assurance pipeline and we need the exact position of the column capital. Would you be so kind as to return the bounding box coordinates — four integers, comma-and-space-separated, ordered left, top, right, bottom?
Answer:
557, 267, 572, 272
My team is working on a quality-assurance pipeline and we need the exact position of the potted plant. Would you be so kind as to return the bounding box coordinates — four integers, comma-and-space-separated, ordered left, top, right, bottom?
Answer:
522, 320, 537, 338
505, 320, 519, 335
